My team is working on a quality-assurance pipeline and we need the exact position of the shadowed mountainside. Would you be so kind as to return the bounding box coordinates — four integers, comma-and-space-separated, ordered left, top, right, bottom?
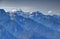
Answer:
0, 9, 60, 39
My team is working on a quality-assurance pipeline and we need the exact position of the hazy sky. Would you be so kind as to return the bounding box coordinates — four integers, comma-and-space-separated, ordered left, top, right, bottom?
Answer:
0, 0, 60, 15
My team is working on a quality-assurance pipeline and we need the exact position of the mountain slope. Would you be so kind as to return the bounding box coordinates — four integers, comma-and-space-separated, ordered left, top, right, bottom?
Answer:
0, 9, 60, 39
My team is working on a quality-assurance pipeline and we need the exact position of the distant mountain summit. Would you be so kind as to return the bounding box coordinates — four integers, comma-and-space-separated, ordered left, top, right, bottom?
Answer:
0, 9, 60, 39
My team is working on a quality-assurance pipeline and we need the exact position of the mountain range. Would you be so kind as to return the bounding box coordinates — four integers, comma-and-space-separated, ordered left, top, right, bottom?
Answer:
0, 9, 60, 39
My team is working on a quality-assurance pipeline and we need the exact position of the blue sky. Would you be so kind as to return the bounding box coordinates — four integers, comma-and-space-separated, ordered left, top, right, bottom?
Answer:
0, 0, 60, 15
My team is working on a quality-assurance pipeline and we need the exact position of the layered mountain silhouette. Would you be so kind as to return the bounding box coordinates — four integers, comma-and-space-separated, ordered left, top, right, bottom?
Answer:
0, 9, 60, 39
